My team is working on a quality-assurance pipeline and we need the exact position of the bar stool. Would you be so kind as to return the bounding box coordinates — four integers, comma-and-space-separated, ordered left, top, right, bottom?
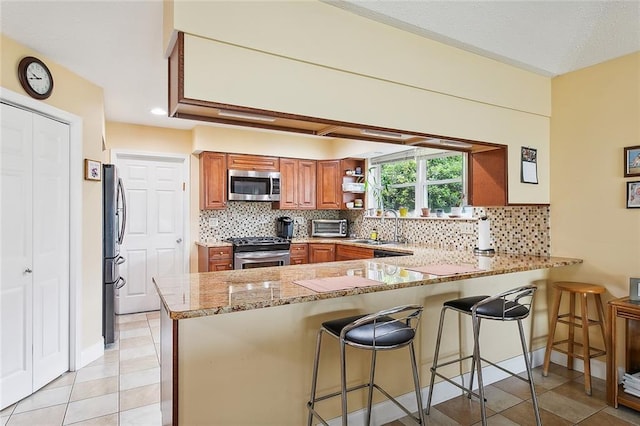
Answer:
542, 281, 607, 395
307, 304, 425, 426
426, 286, 540, 426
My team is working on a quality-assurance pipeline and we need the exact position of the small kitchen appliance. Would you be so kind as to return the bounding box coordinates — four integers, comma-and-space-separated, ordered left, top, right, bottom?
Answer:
276, 216, 294, 239
311, 219, 347, 237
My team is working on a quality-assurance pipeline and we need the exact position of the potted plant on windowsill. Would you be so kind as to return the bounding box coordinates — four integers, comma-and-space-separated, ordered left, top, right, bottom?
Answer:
450, 193, 465, 217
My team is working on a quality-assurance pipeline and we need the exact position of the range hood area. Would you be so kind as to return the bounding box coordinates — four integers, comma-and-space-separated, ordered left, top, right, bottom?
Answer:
168, 32, 500, 154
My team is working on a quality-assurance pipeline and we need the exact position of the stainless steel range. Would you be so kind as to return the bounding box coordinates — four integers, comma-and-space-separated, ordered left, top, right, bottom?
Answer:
227, 237, 291, 270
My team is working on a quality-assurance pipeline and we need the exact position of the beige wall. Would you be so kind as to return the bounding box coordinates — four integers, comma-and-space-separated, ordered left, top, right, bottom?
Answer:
167, 0, 552, 204
1, 34, 105, 355
104, 122, 199, 269
549, 52, 640, 300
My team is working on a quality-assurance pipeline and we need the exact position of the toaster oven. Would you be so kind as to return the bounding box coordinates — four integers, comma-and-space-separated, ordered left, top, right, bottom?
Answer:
311, 219, 348, 238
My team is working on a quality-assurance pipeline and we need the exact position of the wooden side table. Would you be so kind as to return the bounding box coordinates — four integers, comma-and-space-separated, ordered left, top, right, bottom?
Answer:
607, 297, 640, 411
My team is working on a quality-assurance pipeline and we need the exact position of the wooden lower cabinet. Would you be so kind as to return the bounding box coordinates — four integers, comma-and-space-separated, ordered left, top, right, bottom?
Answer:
607, 297, 640, 411
197, 245, 233, 272
290, 243, 308, 265
335, 244, 374, 261
308, 243, 335, 263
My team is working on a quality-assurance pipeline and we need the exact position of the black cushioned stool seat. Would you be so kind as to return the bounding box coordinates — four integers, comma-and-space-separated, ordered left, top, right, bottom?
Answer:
426, 286, 541, 426
307, 305, 425, 426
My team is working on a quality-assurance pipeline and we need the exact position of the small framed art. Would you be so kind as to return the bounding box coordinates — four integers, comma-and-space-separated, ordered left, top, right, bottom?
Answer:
84, 159, 102, 181
627, 181, 640, 208
624, 145, 640, 177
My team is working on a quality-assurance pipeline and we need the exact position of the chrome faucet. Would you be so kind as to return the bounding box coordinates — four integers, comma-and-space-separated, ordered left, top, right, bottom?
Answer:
382, 209, 400, 242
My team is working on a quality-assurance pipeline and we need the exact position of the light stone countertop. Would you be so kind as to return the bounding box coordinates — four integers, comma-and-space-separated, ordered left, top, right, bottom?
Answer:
155, 240, 582, 320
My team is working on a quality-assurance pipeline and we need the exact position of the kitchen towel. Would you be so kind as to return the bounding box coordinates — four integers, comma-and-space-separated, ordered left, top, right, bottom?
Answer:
294, 276, 381, 293
406, 264, 483, 276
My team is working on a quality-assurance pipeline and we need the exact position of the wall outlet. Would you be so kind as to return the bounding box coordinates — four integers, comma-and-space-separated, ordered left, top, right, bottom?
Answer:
460, 222, 474, 234
294, 217, 304, 225
208, 217, 219, 228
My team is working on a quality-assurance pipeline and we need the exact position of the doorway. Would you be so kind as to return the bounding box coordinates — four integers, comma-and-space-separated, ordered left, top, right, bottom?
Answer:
113, 151, 189, 314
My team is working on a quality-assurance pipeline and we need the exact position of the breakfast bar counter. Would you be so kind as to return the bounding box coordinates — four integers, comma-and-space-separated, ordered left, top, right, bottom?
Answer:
154, 246, 582, 426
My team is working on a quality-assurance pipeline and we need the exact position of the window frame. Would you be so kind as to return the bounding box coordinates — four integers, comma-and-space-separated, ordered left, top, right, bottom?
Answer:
367, 150, 467, 212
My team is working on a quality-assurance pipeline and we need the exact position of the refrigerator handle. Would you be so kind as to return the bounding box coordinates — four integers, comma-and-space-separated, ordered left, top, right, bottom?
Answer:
115, 276, 126, 289
117, 178, 127, 245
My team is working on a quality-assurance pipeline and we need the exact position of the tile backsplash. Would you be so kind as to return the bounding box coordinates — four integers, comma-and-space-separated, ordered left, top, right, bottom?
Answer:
200, 204, 550, 256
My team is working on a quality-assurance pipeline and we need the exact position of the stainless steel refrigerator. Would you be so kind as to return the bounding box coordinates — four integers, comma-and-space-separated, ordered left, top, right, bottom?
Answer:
102, 164, 127, 344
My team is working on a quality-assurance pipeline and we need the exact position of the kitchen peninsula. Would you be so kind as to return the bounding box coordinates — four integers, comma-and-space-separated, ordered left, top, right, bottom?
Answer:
154, 242, 581, 425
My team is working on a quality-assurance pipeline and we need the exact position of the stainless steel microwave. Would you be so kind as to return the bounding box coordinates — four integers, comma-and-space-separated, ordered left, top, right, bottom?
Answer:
228, 169, 280, 201
311, 219, 348, 238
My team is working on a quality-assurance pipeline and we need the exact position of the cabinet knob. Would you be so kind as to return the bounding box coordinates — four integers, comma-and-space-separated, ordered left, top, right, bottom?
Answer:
24, 268, 33, 274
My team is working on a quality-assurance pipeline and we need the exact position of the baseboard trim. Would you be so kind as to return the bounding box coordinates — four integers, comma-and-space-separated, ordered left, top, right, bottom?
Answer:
325, 348, 606, 425
77, 339, 105, 370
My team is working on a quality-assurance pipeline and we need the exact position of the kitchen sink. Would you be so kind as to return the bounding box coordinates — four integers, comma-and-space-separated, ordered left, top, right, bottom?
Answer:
347, 239, 392, 245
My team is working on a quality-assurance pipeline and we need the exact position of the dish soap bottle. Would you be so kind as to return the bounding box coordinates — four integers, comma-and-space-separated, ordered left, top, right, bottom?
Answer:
370, 227, 378, 241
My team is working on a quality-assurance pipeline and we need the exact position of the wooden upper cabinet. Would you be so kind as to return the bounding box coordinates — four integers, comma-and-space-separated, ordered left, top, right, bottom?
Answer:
200, 152, 227, 209
297, 160, 317, 209
275, 158, 316, 210
469, 147, 507, 207
316, 160, 341, 209
227, 153, 279, 171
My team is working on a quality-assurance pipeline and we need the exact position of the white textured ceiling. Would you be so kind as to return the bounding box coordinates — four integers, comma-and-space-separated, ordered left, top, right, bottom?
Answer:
1, 0, 639, 130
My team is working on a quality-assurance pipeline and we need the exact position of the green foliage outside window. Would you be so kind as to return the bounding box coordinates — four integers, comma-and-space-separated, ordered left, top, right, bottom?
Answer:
380, 160, 416, 210
375, 153, 463, 213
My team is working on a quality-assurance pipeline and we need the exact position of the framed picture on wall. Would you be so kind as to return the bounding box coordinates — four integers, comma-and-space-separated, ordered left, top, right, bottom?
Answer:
624, 145, 640, 177
84, 159, 102, 181
627, 181, 640, 209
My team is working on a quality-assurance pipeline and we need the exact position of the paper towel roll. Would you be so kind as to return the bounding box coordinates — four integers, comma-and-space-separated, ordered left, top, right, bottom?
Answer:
478, 218, 491, 250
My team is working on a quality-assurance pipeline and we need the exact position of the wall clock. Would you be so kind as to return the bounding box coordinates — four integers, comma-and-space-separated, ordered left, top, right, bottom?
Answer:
18, 56, 54, 100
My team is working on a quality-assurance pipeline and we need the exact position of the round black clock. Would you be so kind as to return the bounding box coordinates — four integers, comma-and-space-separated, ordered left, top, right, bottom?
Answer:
18, 56, 54, 100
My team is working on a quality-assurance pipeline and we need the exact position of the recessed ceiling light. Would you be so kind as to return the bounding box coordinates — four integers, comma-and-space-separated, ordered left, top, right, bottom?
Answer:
150, 107, 167, 116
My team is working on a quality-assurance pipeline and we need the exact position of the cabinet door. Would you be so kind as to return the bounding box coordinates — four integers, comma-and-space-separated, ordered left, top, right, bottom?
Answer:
469, 148, 507, 206
297, 160, 317, 209
227, 154, 279, 171
308, 243, 336, 264
200, 152, 227, 209
278, 158, 298, 209
290, 243, 308, 264
335, 245, 374, 261
317, 160, 341, 209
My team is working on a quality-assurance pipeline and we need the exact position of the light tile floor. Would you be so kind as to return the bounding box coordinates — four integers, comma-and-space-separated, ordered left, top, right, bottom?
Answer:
1, 311, 160, 426
3, 311, 640, 425
387, 363, 640, 426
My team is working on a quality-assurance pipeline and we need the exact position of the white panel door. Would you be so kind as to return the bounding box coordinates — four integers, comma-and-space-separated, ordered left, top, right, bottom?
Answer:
31, 113, 69, 390
116, 156, 185, 314
0, 104, 34, 409
0, 103, 70, 408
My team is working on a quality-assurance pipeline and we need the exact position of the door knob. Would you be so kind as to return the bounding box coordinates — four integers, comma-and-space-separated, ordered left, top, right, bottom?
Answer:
24, 268, 33, 273
176, 238, 183, 243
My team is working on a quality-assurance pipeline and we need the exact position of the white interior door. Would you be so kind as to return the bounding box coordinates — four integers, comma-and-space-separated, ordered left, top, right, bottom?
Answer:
0, 103, 69, 409
1, 104, 34, 408
31, 113, 69, 390
115, 155, 186, 314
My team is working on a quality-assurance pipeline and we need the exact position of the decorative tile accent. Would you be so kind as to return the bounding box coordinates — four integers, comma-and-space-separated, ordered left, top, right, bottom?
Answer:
344, 206, 551, 256
199, 202, 340, 241
200, 205, 551, 256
